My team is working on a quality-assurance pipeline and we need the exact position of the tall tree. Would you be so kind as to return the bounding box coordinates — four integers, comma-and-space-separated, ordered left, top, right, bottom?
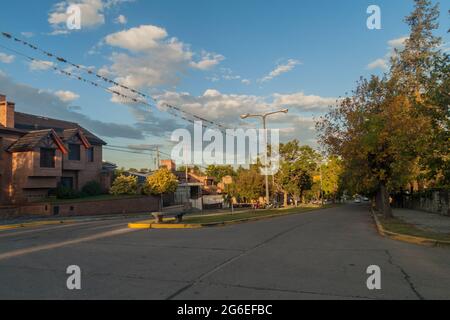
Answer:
321, 156, 343, 202
274, 141, 318, 207
317, 76, 432, 217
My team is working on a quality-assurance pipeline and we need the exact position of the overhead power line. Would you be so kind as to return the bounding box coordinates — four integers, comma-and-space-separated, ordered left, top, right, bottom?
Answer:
0, 31, 232, 132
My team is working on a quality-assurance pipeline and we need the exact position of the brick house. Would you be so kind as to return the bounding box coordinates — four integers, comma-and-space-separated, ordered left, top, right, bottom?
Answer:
0, 94, 110, 204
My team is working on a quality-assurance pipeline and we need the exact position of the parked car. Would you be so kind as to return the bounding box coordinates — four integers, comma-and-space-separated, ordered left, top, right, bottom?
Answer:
363, 197, 370, 202
354, 198, 361, 203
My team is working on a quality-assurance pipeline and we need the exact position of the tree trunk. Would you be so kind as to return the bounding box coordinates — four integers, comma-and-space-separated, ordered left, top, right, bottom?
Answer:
283, 192, 288, 208
378, 182, 392, 218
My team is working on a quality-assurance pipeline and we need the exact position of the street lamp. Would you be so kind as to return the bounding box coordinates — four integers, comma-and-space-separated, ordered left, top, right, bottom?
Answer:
240, 109, 289, 205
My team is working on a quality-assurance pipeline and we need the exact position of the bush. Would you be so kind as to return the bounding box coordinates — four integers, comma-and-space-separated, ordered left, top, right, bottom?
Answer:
56, 186, 81, 199
110, 175, 138, 196
82, 180, 103, 196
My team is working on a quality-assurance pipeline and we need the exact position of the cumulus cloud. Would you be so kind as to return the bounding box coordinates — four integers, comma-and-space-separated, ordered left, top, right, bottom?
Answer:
28, 60, 55, 71
367, 36, 408, 70
155, 89, 331, 146
155, 88, 334, 131
260, 59, 301, 83
105, 25, 168, 51
48, 0, 134, 34
367, 58, 388, 71
0, 53, 15, 64
101, 25, 225, 91
55, 90, 80, 102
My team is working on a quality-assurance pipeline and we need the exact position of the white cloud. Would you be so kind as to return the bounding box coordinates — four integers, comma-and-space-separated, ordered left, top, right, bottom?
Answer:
272, 92, 337, 111
102, 25, 225, 91
241, 79, 251, 85
115, 14, 127, 25
48, 0, 134, 33
367, 58, 388, 71
29, 60, 55, 71
190, 51, 225, 70
260, 59, 301, 83
0, 53, 15, 64
367, 36, 408, 70
105, 25, 168, 51
155, 89, 332, 146
55, 90, 80, 102
20, 32, 34, 38
156, 89, 335, 126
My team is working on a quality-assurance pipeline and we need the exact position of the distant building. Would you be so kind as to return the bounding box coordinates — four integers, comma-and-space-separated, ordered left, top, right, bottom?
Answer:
0, 94, 111, 204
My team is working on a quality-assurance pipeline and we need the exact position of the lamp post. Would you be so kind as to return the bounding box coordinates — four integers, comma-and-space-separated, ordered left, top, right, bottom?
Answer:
240, 109, 289, 205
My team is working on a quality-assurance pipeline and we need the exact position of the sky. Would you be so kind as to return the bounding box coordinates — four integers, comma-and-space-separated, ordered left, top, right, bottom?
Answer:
0, 0, 448, 169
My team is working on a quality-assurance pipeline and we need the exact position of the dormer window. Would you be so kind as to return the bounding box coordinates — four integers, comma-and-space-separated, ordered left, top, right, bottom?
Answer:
68, 144, 81, 161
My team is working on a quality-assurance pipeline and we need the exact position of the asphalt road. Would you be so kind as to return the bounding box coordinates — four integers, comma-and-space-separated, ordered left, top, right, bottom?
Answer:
0, 204, 449, 300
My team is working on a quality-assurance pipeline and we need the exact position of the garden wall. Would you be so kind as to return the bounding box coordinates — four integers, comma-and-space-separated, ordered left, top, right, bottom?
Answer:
394, 189, 450, 216
12, 195, 161, 218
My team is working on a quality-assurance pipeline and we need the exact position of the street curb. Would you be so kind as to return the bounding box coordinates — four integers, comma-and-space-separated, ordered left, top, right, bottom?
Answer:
371, 208, 450, 247
128, 207, 325, 230
0, 213, 153, 232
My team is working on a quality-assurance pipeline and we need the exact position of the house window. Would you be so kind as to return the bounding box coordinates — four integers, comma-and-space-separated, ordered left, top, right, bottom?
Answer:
60, 177, 74, 190
40, 148, 56, 168
190, 186, 200, 199
86, 147, 94, 162
68, 144, 81, 161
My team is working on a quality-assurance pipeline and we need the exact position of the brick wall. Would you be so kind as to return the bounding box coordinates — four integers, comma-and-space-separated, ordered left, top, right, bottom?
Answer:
16, 195, 161, 217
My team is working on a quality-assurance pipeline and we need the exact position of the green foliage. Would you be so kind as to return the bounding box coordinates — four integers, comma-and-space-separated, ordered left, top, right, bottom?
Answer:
321, 156, 344, 199
274, 140, 319, 205
144, 168, 179, 195
230, 165, 264, 202
110, 175, 138, 196
56, 186, 81, 199
82, 180, 103, 196
317, 0, 449, 217
205, 165, 236, 181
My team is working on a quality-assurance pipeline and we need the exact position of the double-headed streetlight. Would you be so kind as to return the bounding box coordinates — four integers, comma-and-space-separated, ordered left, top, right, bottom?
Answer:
240, 109, 289, 205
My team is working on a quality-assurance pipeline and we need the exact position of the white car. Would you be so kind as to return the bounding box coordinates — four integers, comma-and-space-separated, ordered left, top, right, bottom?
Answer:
354, 198, 361, 203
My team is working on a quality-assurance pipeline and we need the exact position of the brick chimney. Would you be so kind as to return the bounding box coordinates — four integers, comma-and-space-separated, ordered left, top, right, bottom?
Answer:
0, 95, 15, 128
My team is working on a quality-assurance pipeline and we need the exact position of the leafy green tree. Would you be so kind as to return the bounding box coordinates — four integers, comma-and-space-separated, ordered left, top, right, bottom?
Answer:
110, 175, 138, 196
274, 141, 318, 207
321, 157, 343, 202
232, 165, 264, 203
205, 165, 236, 181
317, 0, 448, 218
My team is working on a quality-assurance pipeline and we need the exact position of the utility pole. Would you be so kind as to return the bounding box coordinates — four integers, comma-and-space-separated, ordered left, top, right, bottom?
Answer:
155, 146, 160, 170
241, 109, 289, 205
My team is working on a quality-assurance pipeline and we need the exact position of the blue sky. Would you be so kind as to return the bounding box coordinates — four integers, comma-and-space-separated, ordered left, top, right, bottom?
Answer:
0, 0, 448, 169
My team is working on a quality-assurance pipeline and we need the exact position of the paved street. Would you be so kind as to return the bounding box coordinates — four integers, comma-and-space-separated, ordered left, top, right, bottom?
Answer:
0, 204, 449, 300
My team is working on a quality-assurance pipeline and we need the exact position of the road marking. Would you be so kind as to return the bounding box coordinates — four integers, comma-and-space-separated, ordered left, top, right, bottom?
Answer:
0, 227, 136, 261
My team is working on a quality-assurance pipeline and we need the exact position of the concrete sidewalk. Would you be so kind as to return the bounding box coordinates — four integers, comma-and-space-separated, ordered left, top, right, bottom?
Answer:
394, 209, 450, 234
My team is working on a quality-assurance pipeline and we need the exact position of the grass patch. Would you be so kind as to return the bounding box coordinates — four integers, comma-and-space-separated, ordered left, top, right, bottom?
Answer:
41, 194, 146, 204
183, 204, 333, 225
378, 215, 450, 242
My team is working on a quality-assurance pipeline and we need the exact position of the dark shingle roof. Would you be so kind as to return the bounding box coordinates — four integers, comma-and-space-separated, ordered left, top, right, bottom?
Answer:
14, 112, 106, 145
8, 129, 67, 153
